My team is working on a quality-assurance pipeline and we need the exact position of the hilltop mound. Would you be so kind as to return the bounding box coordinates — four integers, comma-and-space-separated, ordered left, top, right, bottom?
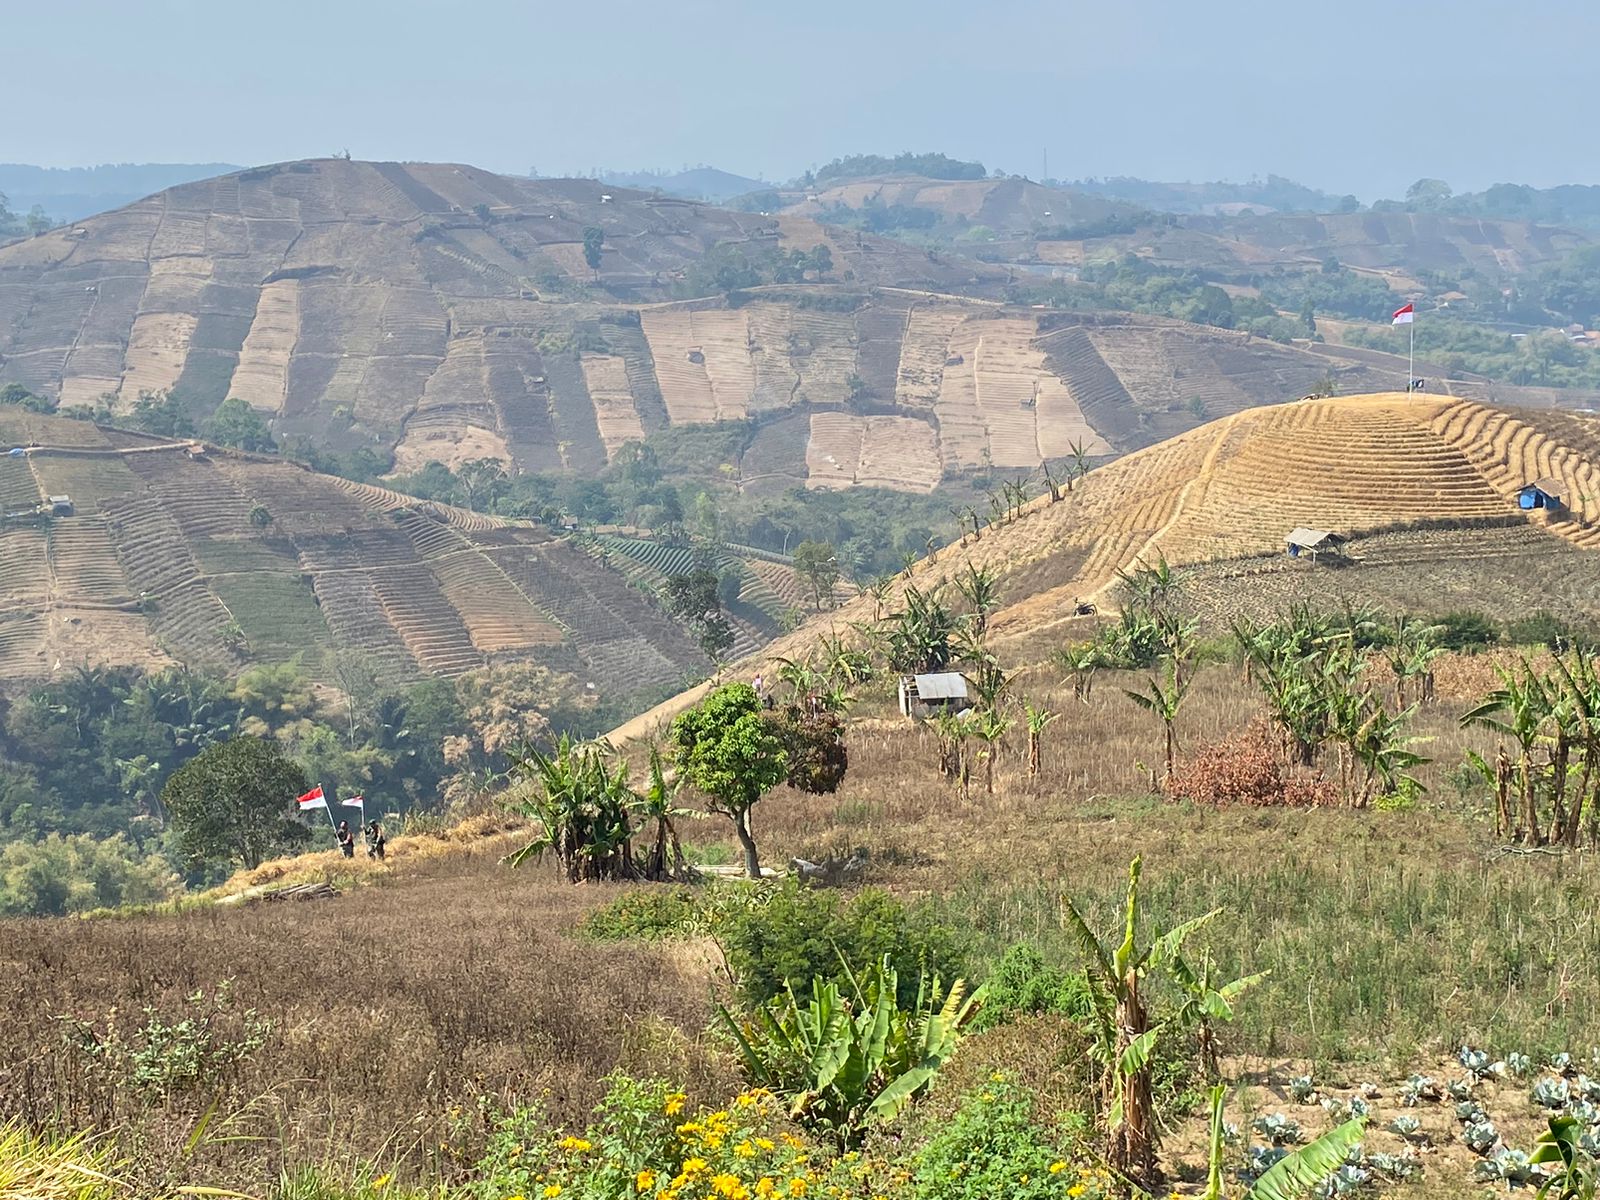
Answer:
0, 408, 709, 697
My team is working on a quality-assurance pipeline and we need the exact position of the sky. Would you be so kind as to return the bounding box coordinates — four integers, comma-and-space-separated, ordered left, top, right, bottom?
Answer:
9, 0, 1598, 199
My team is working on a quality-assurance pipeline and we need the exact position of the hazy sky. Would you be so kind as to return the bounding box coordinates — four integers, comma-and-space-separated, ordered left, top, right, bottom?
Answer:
10, 0, 1597, 198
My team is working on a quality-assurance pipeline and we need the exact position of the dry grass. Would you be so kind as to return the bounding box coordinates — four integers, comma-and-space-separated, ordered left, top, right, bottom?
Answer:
0, 854, 733, 1195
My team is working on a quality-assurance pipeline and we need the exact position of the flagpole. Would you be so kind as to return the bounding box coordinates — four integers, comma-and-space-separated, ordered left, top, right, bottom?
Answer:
1409, 317, 1415, 393
321, 785, 338, 837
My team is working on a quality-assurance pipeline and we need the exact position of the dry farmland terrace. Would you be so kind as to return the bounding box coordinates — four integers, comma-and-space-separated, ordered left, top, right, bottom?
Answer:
0, 410, 706, 696
613, 391, 1600, 738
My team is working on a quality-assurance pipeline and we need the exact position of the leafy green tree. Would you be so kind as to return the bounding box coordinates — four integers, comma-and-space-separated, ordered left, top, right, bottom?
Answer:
162, 737, 312, 871
582, 225, 605, 274
0, 832, 177, 916
128, 390, 196, 438
669, 682, 787, 877
663, 566, 735, 662
0, 383, 51, 413
206, 397, 277, 453
792, 540, 840, 609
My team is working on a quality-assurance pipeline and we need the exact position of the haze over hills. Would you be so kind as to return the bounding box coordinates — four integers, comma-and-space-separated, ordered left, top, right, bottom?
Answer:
0, 162, 242, 224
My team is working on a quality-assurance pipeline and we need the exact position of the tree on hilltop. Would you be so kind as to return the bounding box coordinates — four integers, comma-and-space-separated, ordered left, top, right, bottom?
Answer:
163, 737, 311, 871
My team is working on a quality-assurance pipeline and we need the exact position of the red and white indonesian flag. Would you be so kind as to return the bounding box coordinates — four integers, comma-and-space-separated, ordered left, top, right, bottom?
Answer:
1392, 303, 1415, 325
341, 795, 365, 809
296, 785, 327, 811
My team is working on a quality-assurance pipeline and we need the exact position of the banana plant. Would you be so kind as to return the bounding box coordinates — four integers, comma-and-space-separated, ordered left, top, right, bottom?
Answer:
1124, 656, 1192, 785
718, 956, 983, 1149
1170, 951, 1269, 1079
1062, 856, 1222, 1190
1201, 1085, 1369, 1200
1532, 1113, 1600, 1200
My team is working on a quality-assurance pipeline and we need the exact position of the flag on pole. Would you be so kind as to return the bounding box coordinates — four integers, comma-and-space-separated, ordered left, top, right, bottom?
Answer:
1392, 303, 1415, 325
341, 795, 365, 809
297, 785, 327, 811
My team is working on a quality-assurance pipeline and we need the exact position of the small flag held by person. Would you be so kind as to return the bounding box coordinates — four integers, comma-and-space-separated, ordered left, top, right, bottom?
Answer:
341, 794, 365, 809
297, 785, 327, 811
1392, 303, 1415, 325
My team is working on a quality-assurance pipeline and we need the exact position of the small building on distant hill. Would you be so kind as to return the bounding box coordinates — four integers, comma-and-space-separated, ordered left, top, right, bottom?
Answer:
1285, 527, 1346, 562
898, 672, 972, 719
47, 494, 73, 516
1519, 478, 1566, 512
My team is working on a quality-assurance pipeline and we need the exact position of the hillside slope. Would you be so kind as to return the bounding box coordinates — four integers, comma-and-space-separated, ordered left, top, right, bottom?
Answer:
613, 391, 1600, 738
0, 409, 707, 697
0, 159, 1000, 458
1068, 210, 1593, 281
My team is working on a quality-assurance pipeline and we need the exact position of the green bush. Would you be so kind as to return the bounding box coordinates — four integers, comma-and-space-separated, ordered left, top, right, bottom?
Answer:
973, 944, 1092, 1030
1434, 610, 1500, 651
580, 885, 704, 941
721, 882, 967, 1010
912, 1077, 1103, 1200
1505, 610, 1598, 653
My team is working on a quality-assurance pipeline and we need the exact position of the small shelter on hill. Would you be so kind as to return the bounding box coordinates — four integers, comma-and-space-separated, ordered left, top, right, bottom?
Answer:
1285, 527, 1346, 562
1519, 478, 1565, 512
898, 672, 972, 720
47, 494, 73, 516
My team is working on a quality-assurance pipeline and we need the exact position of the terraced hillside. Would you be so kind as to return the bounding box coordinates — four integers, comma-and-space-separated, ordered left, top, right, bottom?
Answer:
614, 392, 1600, 736
656, 303, 1451, 492
0, 411, 706, 695
0, 159, 1001, 463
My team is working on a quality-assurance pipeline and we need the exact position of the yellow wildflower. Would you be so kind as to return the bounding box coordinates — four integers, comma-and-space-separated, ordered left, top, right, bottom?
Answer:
712, 1174, 751, 1200
788, 1179, 808, 1197
755, 1179, 777, 1198
681, 1158, 709, 1177
990, 1071, 1006, 1082
1067, 1186, 1087, 1198
559, 1136, 593, 1153
780, 1133, 806, 1150
736, 1140, 757, 1158
678, 1122, 703, 1137
665, 1092, 687, 1116
543, 1188, 563, 1200
1049, 1161, 1068, 1174
636, 1169, 657, 1192
755, 1137, 775, 1152
370, 1174, 392, 1190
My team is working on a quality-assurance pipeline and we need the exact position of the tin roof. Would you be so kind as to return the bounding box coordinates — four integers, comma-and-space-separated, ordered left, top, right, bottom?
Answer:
912, 672, 969, 700
1524, 478, 1565, 499
1286, 527, 1344, 549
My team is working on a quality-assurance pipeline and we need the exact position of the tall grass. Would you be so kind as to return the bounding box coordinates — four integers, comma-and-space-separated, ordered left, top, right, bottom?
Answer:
0, 1121, 122, 1199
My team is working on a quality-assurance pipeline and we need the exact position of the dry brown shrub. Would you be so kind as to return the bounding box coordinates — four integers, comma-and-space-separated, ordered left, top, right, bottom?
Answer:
1166, 722, 1339, 808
